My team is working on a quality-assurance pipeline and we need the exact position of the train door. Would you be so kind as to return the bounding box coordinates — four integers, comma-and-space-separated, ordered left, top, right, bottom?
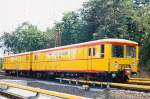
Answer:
87, 46, 96, 71
87, 47, 92, 71
91, 46, 99, 70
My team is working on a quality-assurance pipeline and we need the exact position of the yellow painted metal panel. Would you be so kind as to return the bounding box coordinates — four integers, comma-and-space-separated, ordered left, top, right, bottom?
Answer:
3, 53, 32, 71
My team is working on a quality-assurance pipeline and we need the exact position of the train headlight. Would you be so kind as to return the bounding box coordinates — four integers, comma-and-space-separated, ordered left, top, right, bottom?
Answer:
114, 61, 118, 68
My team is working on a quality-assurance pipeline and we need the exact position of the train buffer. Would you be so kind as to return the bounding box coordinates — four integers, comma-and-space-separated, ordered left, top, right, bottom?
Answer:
0, 82, 89, 99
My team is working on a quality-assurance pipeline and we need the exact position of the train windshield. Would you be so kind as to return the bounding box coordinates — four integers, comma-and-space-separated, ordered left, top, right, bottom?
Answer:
112, 45, 124, 58
126, 46, 136, 58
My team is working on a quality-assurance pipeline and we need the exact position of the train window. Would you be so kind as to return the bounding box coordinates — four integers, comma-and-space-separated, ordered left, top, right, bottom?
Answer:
112, 45, 124, 58
93, 48, 96, 56
88, 48, 91, 56
126, 46, 136, 58
100, 45, 104, 58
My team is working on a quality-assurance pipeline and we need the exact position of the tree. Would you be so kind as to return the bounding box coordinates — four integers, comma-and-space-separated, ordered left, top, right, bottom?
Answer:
140, 33, 150, 71
122, 0, 150, 44
131, 0, 150, 71
81, 0, 129, 39
45, 27, 55, 48
1, 22, 50, 53
54, 12, 90, 46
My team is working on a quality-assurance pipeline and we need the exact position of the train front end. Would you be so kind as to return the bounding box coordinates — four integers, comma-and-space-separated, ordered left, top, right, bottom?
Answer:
108, 40, 139, 82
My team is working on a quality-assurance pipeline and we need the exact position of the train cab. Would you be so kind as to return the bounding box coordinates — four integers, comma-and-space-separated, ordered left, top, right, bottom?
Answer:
104, 39, 139, 81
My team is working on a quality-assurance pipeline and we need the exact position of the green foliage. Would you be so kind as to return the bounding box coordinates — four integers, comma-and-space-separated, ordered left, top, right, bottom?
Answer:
131, 0, 150, 71
45, 27, 55, 47
81, 0, 127, 39
140, 33, 150, 71
1, 22, 52, 53
54, 12, 91, 45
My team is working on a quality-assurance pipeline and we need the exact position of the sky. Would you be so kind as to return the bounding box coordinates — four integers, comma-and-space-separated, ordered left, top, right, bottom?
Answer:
0, 0, 87, 57
0, 0, 87, 33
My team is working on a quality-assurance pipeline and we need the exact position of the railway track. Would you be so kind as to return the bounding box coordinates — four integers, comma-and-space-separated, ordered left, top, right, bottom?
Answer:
55, 78, 150, 92
0, 82, 87, 99
0, 73, 149, 98
0, 70, 150, 92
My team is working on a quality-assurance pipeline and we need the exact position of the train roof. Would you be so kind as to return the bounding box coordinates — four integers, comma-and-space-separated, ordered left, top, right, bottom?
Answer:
4, 52, 31, 57
33, 39, 138, 53
4, 39, 138, 57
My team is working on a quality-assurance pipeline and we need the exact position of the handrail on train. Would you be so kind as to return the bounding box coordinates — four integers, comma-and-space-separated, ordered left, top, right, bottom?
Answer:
0, 82, 86, 99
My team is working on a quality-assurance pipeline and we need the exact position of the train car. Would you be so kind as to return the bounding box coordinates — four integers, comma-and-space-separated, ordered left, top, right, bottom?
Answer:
31, 39, 139, 81
3, 52, 32, 75
3, 39, 139, 82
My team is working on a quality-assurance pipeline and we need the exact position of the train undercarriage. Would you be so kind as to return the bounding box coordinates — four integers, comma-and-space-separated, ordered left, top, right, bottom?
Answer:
4, 69, 134, 82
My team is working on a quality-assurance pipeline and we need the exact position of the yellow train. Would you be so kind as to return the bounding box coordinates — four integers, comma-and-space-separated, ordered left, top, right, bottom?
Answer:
3, 39, 139, 82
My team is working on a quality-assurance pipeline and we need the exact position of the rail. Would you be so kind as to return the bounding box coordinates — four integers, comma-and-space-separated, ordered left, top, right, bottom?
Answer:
56, 78, 150, 91
129, 80, 150, 85
0, 82, 86, 99
130, 78, 150, 81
